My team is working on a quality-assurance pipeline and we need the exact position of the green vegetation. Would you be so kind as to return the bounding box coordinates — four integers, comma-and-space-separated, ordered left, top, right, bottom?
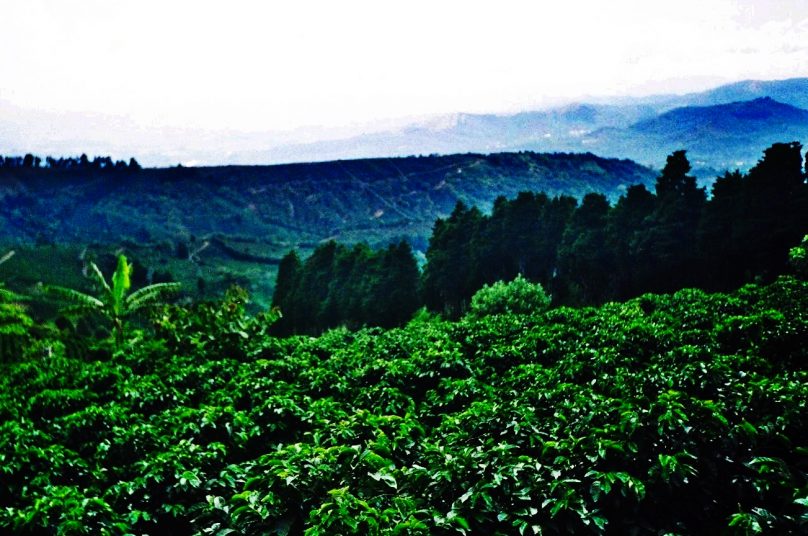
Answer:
1, 275, 806, 534
273, 241, 420, 335
467, 275, 551, 318
0, 151, 654, 306
40, 254, 181, 347
420, 143, 808, 317
790, 235, 808, 278
2, 143, 807, 534
270, 143, 806, 332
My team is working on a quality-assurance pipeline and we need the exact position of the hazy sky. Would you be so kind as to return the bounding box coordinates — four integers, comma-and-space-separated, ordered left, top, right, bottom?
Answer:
2, 0, 807, 131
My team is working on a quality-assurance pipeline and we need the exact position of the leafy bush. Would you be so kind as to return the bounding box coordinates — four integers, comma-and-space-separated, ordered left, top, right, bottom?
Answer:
0, 277, 806, 534
467, 274, 551, 318
790, 234, 808, 278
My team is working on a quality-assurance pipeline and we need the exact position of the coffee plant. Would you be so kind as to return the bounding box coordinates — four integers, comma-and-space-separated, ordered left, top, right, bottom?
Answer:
0, 277, 806, 534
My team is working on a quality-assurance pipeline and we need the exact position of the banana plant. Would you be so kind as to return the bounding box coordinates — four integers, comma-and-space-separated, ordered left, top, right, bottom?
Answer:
41, 254, 181, 347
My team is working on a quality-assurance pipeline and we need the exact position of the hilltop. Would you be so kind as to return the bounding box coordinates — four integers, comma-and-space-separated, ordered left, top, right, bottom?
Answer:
0, 151, 654, 305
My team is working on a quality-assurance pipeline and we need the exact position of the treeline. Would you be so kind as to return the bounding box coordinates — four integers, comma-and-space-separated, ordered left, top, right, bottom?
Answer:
273, 142, 807, 332
0, 153, 141, 171
424, 142, 807, 315
272, 241, 420, 335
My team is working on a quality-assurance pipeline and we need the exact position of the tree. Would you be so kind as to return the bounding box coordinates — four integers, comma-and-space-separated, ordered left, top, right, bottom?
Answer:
655, 150, 695, 198
697, 170, 746, 289
365, 241, 421, 328
606, 184, 655, 299
738, 142, 808, 279
474, 192, 572, 289
273, 251, 301, 330
555, 193, 612, 304
421, 201, 483, 317
41, 254, 180, 347
632, 150, 706, 293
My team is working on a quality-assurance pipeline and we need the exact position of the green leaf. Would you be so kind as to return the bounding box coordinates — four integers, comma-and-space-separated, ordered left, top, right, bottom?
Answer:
40, 284, 104, 309
112, 254, 132, 314
89, 262, 112, 298
453, 515, 470, 531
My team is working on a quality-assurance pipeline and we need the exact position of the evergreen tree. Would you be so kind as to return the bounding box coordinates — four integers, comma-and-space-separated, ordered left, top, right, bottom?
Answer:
535, 195, 577, 286
272, 250, 302, 335
556, 193, 612, 305
295, 241, 339, 333
372, 241, 421, 328
606, 184, 655, 299
273, 240, 421, 335
632, 151, 706, 293
421, 201, 483, 317
697, 170, 746, 289
738, 142, 807, 279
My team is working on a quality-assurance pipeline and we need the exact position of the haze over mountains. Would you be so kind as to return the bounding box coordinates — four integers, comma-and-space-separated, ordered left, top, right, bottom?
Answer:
246, 78, 808, 174
3, 78, 808, 172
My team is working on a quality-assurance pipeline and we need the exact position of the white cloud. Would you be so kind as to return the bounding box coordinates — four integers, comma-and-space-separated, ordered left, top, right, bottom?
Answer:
1, 0, 807, 131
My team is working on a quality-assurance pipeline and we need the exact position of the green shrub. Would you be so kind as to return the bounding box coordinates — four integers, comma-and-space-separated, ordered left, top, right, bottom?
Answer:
467, 274, 551, 318
790, 234, 808, 278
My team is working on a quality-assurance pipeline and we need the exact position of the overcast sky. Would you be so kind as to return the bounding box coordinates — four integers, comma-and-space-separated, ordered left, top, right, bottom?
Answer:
2, 0, 808, 132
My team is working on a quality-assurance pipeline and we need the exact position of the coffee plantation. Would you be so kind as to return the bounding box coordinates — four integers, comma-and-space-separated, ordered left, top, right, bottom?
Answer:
1, 275, 806, 534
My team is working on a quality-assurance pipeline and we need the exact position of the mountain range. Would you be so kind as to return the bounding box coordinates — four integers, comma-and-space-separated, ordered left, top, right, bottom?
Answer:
2, 78, 807, 172
243, 79, 808, 174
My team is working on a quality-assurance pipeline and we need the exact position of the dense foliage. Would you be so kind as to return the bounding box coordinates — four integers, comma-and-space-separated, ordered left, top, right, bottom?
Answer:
1, 276, 806, 534
467, 275, 551, 318
422, 143, 808, 316
272, 241, 420, 335
422, 194, 576, 317
0, 151, 654, 308
271, 143, 806, 332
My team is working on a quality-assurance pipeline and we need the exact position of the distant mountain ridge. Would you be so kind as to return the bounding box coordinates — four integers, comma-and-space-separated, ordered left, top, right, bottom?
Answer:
631, 97, 808, 135
234, 78, 808, 173
574, 97, 808, 171
2, 77, 807, 169
675, 78, 808, 110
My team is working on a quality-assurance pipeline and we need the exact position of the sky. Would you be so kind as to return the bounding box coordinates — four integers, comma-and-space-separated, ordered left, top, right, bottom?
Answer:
2, 0, 808, 133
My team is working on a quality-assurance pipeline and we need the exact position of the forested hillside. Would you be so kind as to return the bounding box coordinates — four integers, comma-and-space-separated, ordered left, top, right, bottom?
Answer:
0, 151, 652, 245
0, 151, 653, 306
274, 142, 808, 333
